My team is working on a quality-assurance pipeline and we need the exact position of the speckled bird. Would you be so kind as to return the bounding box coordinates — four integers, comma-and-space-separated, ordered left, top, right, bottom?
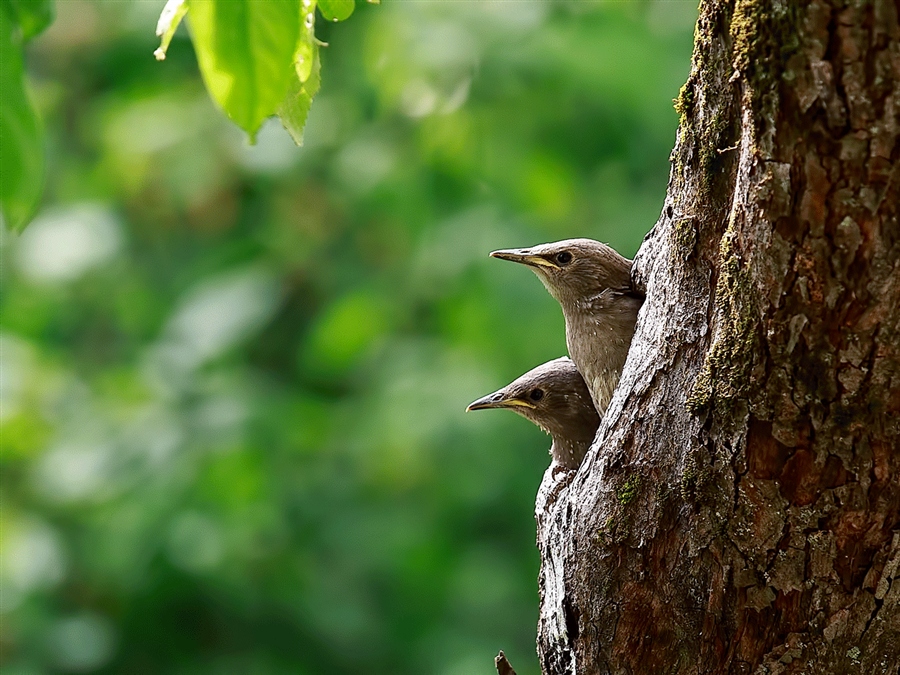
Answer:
467, 357, 600, 469
490, 238, 642, 417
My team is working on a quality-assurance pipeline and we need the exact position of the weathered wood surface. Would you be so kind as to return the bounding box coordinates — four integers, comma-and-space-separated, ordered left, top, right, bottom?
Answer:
536, 1, 900, 673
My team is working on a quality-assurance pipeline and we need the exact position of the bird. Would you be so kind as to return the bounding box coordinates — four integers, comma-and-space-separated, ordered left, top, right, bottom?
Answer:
490, 238, 642, 417
466, 357, 600, 469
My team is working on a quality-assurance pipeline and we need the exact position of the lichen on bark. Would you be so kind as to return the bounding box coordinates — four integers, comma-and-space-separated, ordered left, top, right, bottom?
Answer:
686, 216, 757, 415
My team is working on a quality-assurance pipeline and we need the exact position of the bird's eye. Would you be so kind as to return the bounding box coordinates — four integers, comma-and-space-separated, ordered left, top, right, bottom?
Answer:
530, 389, 544, 401
555, 251, 573, 265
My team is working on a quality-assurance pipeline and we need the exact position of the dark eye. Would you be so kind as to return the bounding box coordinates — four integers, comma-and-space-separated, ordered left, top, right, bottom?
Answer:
529, 388, 544, 401
555, 251, 572, 265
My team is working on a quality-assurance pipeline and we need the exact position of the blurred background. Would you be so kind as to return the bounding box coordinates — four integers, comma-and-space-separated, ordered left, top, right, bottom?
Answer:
0, 1, 695, 673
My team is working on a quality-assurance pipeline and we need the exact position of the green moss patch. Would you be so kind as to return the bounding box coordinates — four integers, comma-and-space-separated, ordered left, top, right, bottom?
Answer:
687, 218, 757, 414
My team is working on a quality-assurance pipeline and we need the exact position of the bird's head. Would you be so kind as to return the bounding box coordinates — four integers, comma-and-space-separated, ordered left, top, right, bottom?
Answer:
466, 357, 599, 443
490, 238, 633, 308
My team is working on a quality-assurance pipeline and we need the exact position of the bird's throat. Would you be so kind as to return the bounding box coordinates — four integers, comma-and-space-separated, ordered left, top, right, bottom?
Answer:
550, 436, 589, 470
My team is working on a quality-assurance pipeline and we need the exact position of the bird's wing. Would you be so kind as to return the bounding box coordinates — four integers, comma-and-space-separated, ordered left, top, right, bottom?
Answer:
586, 287, 640, 311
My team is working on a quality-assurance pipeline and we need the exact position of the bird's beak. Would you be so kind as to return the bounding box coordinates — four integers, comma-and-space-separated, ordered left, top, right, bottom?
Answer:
466, 391, 535, 412
489, 248, 558, 269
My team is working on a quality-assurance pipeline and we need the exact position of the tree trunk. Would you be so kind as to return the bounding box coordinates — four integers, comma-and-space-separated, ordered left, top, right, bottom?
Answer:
535, 1, 900, 673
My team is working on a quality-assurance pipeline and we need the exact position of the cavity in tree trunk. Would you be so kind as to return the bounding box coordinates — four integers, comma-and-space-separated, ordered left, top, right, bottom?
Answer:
534, 1, 900, 673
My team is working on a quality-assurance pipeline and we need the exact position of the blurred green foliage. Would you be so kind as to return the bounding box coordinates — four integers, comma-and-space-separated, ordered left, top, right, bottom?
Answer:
0, 1, 695, 673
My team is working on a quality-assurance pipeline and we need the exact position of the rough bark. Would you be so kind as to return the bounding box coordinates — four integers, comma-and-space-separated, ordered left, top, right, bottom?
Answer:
536, 1, 900, 673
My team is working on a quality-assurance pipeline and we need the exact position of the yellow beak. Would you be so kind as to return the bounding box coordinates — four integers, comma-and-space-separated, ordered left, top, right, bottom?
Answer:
489, 249, 558, 269
466, 392, 535, 412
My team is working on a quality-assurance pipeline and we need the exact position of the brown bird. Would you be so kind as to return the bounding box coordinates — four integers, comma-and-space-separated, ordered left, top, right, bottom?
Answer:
490, 238, 642, 417
467, 357, 600, 469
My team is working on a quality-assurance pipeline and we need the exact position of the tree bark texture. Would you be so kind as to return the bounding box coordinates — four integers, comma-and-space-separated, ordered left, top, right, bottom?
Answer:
535, 1, 900, 673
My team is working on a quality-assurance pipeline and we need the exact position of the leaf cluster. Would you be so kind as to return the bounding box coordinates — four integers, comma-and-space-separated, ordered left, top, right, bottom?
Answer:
155, 0, 372, 144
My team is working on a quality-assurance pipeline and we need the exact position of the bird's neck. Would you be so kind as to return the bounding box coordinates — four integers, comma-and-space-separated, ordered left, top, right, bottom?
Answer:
561, 305, 636, 415
562, 307, 634, 360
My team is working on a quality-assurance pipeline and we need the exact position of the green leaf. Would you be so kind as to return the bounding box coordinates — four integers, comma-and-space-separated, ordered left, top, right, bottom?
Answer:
293, 0, 318, 85
154, 0, 188, 61
278, 46, 320, 146
6, 0, 53, 41
318, 0, 354, 22
278, 1, 320, 146
187, 0, 300, 141
0, 5, 44, 231
294, 36, 315, 83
